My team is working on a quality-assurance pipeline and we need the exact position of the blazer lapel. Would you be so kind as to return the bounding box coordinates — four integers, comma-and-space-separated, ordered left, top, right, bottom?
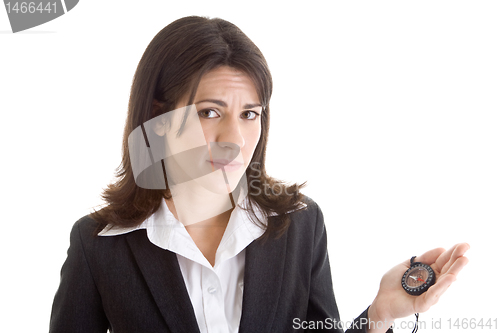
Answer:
238, 224, 288, 333
125, 230, 201, 333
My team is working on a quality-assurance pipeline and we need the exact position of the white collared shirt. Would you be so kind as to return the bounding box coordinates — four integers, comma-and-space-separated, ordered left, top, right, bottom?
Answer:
98, 198, 280, 333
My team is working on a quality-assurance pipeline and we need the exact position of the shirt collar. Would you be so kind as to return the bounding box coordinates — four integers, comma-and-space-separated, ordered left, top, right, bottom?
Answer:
98, 197, 307, 269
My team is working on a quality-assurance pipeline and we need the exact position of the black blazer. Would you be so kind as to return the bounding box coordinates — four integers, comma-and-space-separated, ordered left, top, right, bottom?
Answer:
49, 197, 389, 333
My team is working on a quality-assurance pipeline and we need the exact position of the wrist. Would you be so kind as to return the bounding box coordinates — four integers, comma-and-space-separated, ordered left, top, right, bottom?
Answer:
367, 299, 395, 333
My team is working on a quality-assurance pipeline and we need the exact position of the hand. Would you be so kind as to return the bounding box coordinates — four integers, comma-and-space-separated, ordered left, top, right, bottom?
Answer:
367, 243, 470, 331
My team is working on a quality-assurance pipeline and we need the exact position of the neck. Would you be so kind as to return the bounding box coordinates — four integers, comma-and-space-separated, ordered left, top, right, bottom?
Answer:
165, 181, 236, 227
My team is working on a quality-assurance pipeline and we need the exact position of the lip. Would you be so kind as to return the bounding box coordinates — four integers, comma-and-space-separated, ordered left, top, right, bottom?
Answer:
208, 159, 243, 172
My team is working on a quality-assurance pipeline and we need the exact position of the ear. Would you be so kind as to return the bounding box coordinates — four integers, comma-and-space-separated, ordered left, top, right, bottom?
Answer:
152, 99, 167, 136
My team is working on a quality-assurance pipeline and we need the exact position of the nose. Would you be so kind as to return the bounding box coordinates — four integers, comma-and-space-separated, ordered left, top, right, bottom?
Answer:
215, 115, 245, 149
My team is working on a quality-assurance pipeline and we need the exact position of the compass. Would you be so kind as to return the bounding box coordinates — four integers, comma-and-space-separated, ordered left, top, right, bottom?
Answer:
401, 256, 436, 296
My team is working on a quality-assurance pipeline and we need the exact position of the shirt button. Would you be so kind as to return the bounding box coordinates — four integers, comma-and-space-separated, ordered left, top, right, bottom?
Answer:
207, 286, 217, 294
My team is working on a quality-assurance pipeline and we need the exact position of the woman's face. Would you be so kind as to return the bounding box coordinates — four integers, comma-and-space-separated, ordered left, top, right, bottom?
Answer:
160, 66, 262, 195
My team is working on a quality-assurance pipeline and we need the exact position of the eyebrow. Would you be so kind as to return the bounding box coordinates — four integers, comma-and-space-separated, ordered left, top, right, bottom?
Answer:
195, 99, 263, 110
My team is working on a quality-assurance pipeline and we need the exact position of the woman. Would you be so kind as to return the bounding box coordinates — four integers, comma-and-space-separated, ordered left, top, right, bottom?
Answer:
49, 16, 469, 333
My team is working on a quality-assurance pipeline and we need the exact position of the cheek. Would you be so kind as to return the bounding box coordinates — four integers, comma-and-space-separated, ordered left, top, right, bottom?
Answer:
244, 125, 261, 154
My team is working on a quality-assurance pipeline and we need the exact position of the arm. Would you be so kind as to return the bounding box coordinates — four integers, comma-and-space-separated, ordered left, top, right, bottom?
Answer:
306, 202, 392, 333
49, 219, 109, 333
306, 202, 469, 333
305, 203, 342, 332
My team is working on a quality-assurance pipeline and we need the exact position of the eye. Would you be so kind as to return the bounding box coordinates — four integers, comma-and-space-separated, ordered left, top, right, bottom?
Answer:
241, 110, 260, 120
198, 109, 219, 119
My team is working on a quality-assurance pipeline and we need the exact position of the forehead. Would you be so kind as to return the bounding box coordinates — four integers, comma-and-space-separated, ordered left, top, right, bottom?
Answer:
196, 66, 259, 100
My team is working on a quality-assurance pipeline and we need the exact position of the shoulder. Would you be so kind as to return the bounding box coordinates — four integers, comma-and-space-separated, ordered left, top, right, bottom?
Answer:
283, 194, 326, 239
262, 195, 329, 266
69, 215, 102, 240
65, 215, 143, 272
288, 194, 323, 225
300, 194, 321, 212
67, 215, 127, 254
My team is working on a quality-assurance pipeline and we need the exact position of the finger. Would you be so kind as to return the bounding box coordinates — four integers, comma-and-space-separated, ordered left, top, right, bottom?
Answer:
413, 247, 446, 266
442, 255, 469, 277
433, 245, 457, 272
440, 243, 470, 274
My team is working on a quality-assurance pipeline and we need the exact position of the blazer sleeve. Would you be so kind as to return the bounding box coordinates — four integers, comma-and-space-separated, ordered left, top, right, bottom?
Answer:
306, 202, 392, 333
49, 219, 109, 333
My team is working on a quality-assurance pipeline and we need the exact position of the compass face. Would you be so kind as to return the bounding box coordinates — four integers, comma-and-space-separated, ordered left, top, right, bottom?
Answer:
401, 262, 435, 295
405, 267, 429, 288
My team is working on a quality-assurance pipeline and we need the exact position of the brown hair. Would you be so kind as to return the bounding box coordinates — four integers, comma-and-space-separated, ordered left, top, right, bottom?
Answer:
90, 16, 306, 241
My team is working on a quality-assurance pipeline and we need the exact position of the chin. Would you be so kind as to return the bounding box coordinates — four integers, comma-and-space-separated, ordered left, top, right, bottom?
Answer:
196, 168, 247, 195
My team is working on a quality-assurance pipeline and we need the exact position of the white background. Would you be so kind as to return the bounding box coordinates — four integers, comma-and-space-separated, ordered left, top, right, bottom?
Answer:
1, 1, 498, 332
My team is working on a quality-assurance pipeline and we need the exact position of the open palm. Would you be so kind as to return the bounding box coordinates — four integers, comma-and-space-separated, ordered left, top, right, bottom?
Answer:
370, 243, 470, 324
